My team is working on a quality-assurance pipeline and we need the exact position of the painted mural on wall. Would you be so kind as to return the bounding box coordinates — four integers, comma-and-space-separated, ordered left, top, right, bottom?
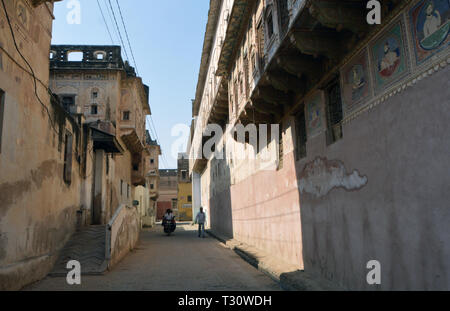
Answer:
341, 49, 371, 114
371, 21, 409, 92
305, 91, 324, 138
410, 0, 450, 65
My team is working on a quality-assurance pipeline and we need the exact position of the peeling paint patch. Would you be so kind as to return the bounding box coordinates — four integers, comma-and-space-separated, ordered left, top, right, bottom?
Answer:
298, 157, 368, 198
0, 180, 32, 219
0, 160, 59, 219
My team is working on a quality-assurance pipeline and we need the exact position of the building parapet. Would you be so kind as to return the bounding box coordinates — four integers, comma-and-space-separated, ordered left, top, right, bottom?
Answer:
50, 45, 136, 76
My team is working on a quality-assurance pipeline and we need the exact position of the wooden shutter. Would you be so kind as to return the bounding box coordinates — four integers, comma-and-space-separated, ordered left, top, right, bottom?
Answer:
0, 89, 5, 153
278, 0, 290, 36
64, 132, 73, 184
257, 19, 265, 69
296, 107, 307, 160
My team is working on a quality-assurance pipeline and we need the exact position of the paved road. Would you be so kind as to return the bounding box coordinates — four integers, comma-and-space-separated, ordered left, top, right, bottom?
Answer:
25, 225, 281, 291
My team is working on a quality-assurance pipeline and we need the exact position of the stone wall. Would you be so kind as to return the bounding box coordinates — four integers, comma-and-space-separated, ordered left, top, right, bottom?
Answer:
296, 64, 450, 291
107, 205, 140, 268
199, 0, 450, 290
0, 1, 90, 290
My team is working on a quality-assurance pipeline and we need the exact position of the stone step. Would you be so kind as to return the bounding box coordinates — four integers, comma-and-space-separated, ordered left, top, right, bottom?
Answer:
49, 225, 109, 276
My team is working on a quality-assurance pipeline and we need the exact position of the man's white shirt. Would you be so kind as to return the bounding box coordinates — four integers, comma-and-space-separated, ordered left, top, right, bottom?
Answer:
195, 212, 206, 224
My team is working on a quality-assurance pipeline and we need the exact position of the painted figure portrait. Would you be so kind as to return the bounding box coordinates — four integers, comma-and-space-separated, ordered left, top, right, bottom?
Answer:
306, 92, 324, 138
410, 0, 450, 64
378, 39, 401, 77
371, 22, 408, 91
341, 50, 371, 114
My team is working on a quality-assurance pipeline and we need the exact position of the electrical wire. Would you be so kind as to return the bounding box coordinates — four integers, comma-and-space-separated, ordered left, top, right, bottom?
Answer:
146, 115, 169, 169
1, 0, 60, 136
107, 0, 130, 63
114, 0, 140, 76
150, 115, 171, 169
96, 0, 114, 45
102, 1, 165, 168
103, 0, 120, 44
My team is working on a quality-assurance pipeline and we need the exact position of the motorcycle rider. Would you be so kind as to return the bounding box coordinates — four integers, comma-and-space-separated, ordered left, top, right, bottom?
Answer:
162, 209, 176, 233
163, 209, 175, 223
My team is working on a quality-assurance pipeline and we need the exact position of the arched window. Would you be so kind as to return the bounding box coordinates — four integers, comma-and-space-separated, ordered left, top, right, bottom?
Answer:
93, 51, 107, 61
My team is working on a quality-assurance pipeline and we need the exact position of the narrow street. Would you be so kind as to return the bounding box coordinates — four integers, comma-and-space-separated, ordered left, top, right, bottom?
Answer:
24, 225, 281, 291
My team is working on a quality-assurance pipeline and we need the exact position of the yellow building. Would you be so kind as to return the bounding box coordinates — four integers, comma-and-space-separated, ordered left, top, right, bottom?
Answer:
177, 153, 193, 221
177, 182, 193, 221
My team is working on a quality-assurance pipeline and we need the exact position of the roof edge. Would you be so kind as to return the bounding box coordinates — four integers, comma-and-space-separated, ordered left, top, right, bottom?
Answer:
192, 0, 222, 117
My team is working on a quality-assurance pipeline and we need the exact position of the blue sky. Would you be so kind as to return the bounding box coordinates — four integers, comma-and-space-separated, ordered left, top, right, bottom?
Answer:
51, 0, 209, 169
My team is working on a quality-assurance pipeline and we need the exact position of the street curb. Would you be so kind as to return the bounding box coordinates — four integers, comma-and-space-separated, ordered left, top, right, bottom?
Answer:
206, 230, 344, 291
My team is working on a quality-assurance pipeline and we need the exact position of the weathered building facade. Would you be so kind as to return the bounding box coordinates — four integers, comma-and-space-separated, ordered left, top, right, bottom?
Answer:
49, 44, 152, 225
47, 44, 156, 272
0, 1, 155, 290
189, 0, 450, 290
0, 0, 81, 291
140, 130, 161, 227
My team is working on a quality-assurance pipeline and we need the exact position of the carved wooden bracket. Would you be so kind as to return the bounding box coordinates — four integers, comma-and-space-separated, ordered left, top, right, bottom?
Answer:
290, 30, 345, 61
251, 99, 282, 116
255, 86, 290, 106
266, 71, 307, 95
276, 54, 323, 84
309, 0, 369, 35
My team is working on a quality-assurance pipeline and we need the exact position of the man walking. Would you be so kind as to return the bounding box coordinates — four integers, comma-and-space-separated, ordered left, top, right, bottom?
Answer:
195, 207, 206, 238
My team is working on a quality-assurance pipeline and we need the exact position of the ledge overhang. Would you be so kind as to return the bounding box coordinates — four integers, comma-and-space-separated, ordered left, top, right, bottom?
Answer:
121, 129, 145, 154
216, 0, 256, 77
91, 127, 124, 154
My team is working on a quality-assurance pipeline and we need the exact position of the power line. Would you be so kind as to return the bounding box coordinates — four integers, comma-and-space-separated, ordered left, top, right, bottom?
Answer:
150, 116, 171, 169
103, 0, 120, 44
107, 0, 130, 62
147, 116, 169, 168
114, 0, 140, 76
103, 1, 165, 168
1, 0, 60, 136
96, 0, 114, 45
147, 115, 170, 169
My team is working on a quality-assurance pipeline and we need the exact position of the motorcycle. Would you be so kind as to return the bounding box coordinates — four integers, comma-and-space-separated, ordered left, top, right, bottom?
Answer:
163, 217, 176, 236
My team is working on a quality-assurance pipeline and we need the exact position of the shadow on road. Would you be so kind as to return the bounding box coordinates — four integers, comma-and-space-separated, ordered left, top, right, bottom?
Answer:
24, 224, 281, 291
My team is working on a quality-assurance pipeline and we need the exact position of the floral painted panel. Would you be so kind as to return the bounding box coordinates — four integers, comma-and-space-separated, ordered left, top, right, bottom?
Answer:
410, 0, 450, 65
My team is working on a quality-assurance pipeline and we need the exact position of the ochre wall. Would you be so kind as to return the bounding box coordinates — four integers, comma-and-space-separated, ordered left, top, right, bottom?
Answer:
0, 1, 86, 290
